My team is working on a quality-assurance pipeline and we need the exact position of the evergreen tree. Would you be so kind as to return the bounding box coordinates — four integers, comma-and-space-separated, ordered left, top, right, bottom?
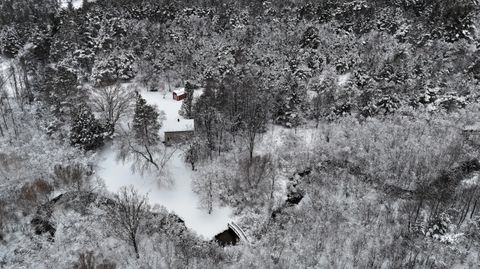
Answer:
179, 81, 195, 118
0, 25, 23, 58
132, 95, 161, 146
70, 105, 106, 151
117, 94, 166, 173
273, 76, 307, 128
42, 65, 84, 114
92, 51, 136, 86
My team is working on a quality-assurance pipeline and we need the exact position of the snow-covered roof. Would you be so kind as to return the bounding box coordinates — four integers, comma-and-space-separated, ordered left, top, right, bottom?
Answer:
164, 118, 194, 132
173, 88, 185, 95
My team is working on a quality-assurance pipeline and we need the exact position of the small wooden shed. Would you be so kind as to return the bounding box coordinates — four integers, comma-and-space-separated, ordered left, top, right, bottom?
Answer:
173, 89, 187, 101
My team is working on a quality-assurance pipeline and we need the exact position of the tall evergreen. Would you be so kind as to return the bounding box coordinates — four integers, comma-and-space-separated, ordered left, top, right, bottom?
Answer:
180, 81, 195, 119
132, 95, 160, 146
70, 105, 106, 151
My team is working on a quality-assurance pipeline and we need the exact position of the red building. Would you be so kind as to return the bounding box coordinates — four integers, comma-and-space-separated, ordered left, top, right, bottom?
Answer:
173, 89, 187, 101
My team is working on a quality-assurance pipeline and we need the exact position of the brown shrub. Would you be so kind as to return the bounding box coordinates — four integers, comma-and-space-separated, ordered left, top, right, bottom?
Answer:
53, 163, 89, 191
18, 178, 53, 208
74, 252, 116, 269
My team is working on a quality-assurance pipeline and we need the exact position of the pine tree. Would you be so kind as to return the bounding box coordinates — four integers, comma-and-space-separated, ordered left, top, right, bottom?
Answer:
132, 95, 161, 146
42, 65, 84, 114
117, 95, 166, 173
1, 25, 22, 58
273, 78, 307, 129
70, 105, 106, 151
179, 81, 195, 118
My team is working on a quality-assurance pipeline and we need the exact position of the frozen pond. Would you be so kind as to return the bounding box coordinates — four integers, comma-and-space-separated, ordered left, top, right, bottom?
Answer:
96, 89, 233, 239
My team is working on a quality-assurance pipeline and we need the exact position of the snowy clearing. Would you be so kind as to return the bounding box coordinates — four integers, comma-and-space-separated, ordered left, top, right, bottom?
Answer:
97, 89, 234, 239
140, 89, 193, 138
60, 0, 95, 9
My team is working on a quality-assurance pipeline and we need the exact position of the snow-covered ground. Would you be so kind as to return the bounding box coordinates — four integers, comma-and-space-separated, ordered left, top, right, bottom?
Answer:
60, 0, 95, 9
97, 89, 233, 239
140, 90, 193, 138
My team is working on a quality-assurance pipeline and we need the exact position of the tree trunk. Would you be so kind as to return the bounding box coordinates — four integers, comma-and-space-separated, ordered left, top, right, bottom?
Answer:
207, 179, 213, 214
248, 133, 255, 162
471, 199, 478, 219
131, 233, 140, 259
0, 100, 8, 131
413, 199, 423, 223
20, 59, 32, 103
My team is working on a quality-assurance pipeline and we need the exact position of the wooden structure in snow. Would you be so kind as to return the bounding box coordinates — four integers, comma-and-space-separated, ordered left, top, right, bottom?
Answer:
214, 222, 249, 246
164, 118, 194, 145
228, 222, 249, 244
172, 89, 186, 101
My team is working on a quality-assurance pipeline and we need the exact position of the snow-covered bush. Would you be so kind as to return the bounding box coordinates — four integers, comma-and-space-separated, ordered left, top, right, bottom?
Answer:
332, 101, 353, 118
418, 88, 439, 105
359, 103, 378, 118
414, 213, 464, 244
434, 94, 467, 112
425, 213, 452, 239
375, 95, 400, 115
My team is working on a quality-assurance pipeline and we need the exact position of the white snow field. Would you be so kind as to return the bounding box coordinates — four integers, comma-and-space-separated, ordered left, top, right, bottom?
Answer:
60, 0, 95, 9
97, 89, 233, 239
140, 89, 194, 138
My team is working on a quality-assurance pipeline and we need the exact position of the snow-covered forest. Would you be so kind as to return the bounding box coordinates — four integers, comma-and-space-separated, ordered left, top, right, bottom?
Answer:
1, 0, 480, 268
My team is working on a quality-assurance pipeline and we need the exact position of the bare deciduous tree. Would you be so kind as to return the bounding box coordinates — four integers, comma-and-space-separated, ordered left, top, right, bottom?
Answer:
193, 166, 221, 214
90, 85, 135, 134
184, 137, 200, 170
116, 126, 175, 178
239, 80, 270, 162
106, 186, 149, 259
240, 154, 274, 189
0, 91, 18, 136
